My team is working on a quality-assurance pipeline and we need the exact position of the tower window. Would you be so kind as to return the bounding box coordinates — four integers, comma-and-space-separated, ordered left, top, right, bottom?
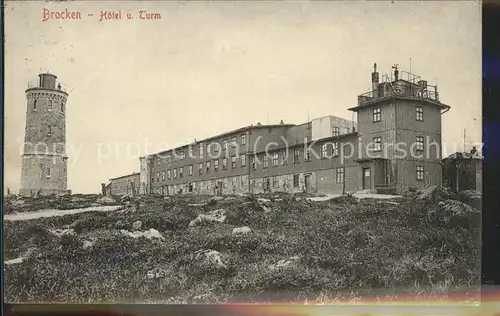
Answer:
332, 127, 340, 136
373, 108, 381, 123
321, 144, 328, 159
416, 106, 424, 121
61, 103, 65, 113
45, 167, 50, 179
33, 100, 37, 111
416, 136, 424, 151
416, 165, 424, 180
47, 126, 52, 137
373, 137, 382, 152
48, 100, 53, 111
336, 167, 344, 184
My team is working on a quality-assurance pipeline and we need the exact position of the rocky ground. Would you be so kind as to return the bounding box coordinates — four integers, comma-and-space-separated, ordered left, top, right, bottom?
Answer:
3, 187, 481, 303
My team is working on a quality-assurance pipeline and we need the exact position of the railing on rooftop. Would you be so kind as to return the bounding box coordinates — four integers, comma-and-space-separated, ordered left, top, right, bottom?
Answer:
27, 80, 68, 93
357, 77, 440, 106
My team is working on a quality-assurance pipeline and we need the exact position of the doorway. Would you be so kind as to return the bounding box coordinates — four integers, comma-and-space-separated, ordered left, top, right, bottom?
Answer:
362, 167, 371, 190
216, 181, 223, 196
305, 174, 312, 192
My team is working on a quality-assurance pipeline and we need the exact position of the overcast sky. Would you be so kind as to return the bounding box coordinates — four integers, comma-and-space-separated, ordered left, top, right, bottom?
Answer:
4, 1, 481, 194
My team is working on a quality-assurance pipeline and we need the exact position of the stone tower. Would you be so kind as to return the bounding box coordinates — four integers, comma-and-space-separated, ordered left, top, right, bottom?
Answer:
20, 73, 69, 196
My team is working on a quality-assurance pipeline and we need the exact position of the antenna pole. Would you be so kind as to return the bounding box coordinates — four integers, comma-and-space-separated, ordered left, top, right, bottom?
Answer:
409, 57, 412, 81
463, 128, 466, 152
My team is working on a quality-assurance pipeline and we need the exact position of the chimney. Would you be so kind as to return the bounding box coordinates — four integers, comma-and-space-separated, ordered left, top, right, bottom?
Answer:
372, 63, 379, 97
279, 120, 284, 124
257, 122, 261, 126
470, 146, 478, 155
393, 64, 399, 81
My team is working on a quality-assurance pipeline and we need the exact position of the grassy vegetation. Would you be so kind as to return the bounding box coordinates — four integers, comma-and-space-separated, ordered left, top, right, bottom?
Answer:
3, 190, 481, 303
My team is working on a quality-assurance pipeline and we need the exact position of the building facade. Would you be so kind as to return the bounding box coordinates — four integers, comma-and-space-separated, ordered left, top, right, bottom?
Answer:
20, 73, 69, 196
442, 151, 482, 194
103, 173, 140, 197
106, 64, 451, 196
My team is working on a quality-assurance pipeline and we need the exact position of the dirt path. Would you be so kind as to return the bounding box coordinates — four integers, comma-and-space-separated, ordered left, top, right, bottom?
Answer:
4, 205, 124, 222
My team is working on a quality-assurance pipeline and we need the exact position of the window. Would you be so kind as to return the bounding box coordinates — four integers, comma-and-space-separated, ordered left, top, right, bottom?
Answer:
373, 108, 381, 123
272, 153, 279, 166
293, 174, 300, 188
333, 142, 339, 157
273, 176, 279, 188
251, 157, 256, 169
47, 125, 51, 137
346, 127, 350, 133
45, 167, 50, 179
200, 145, 204, 157
263, 155, 268, 168
373, 137, 382, 152
304, 149, 311, 161
179, 167, 184, 178
213, 143, 219, 154
179, 150, 185, 160
416, 165, 424, 180
241, 134, 246, 145
223, 139, 228, 150
161, 171, 165, 181
188, 165, 193, 176
151, 176, 155, 184
231, 136, 237, 147
167, 170, 171, 179
321, 144, 328, 159
281, 152, 287, 164
416, 106, 424, 122
232, 156, 237, 168
48, 100, 53, 111
241, 154, 246, 167
206, 144, 211, 155
416, 136, 424, 151
206, 161, 211, 173
173, 169, 177, 179
332, 127, 340, 136
61, 102, 65, 113
293, 149, 300, 163
199, 163, 204, 174
223, 158, 228, 169
33, 100, 37, 111
241, 175, 248, 187
214, 159, 219, 171
156, 172, 160, 182
336, 167, 344, 184
188, 147, 193, 158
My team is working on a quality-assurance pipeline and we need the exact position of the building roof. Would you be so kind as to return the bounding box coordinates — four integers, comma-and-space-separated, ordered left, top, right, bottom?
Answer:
109, 172, 139, 181
443, 152, 483, 160
348, 95, 450, 112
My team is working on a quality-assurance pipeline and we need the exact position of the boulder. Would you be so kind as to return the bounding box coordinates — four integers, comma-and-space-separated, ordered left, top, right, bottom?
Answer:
232, 226, 251, 235
194, 249, 226, 268
441, 199, 475, 216
189, 209, 226, 227
82, 240, 94, 249
120, 228, 165, 241
50, 228, 76, 237
95, 196, 117, 205
417, 186, 456, 203
132, 220, 142, 230
270, 255, 301, 270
